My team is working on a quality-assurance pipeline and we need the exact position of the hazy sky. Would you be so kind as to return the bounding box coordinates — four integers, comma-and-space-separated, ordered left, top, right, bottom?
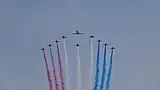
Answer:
0, 0, 160, 90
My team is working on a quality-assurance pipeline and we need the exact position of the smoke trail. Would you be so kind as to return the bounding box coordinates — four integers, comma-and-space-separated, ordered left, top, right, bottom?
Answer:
49, 45, 59, 90
76, 44, 82, 90
56, 42, 65, 90
63, 38, 71, 90
105, 49, 114, 90
89, 37, 94, 90
94, 42, 101, 90
99, 44, 107, 90
41, 48, 53, 90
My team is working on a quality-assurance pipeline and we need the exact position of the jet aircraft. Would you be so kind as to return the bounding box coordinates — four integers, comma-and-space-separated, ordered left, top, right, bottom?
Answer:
55, 40, 60, 43
72, 30, 83, 35
41, 48, 45, 50
89, 35, 94, 38
61, 36, 66, 39
76, 44, 80, 47
111, 47, 115, 49
96, 40, 102, 42
104, 43, 108, 46
48, 44, 52, 47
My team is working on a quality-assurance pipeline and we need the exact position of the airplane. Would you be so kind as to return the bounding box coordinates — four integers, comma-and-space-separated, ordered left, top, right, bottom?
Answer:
61, 36, 66, 39
104, 43, 108, 46
54, 40, 60, 43
89, 35, 94, 38
72, 30, 84, 35
41, 48, 45, 50
96, 40, 102, 42
111, 47, 115, 50
76, 44, 80, 47
48, 44, 52, 47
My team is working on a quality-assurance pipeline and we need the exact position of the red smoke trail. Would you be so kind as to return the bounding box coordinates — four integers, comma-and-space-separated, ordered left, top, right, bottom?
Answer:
49, 45, 59, 90
41, 48, 53, 90
56, 41, 64, 90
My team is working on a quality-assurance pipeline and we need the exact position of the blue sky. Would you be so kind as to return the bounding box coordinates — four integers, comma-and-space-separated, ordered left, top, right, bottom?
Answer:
0, 0, 160, 90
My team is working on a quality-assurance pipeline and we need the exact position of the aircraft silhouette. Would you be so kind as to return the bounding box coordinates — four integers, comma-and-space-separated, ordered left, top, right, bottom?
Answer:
61, 36, 66, 39
48, 44, 52, 47
104, 43, 108, 46
76, 44, 80, 47
72, 30, 83, 35
111, 47, 115, 49
41, 48, 45, 50
89, 35, 94, 38
55, 40, 60, 43
96, 40, 102, 42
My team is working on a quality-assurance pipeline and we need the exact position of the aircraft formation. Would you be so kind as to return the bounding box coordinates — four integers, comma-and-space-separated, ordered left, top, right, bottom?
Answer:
41, 30, 115, 90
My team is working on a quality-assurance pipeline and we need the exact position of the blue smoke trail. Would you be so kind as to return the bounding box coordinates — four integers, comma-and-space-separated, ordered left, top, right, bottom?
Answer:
105, 49, 114, 90
93, 42, 101, 90
99, 44, 107, 90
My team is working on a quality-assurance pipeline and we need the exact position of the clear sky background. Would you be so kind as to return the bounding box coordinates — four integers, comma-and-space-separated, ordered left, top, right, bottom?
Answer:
0, 0, 160, 90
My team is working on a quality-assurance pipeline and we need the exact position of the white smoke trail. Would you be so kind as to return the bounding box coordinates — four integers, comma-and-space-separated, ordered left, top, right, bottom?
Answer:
63, 39, 71, 90
89, 38, 94, 90
76, 45, 82, 90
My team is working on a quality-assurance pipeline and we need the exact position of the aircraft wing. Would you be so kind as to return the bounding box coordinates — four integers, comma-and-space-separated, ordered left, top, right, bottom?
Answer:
72, 32, 77, 34
79, 32, 83, 34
